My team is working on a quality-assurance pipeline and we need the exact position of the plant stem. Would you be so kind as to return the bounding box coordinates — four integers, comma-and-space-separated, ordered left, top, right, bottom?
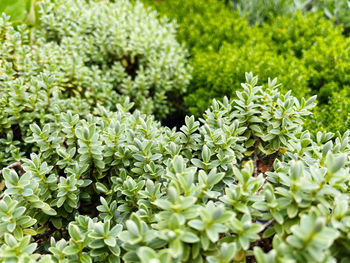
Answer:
253, 140, 259, 177
0, 162, 24, 176
260, 219, 275, 232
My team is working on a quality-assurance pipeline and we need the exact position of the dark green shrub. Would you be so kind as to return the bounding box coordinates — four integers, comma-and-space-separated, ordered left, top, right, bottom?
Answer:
2, 73, 350, 262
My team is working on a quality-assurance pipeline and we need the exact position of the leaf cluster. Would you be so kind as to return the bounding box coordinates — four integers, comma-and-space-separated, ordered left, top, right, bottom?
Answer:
0, 0, 191, 166
1, 74, 349, 262
229, 0, 350, 35
142, 0, 350, 133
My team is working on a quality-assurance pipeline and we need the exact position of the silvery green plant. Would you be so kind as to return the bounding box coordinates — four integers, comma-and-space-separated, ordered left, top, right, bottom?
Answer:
36, 0, 191, 118
0, 0, 191, 167
229, 0, 350, 34
0, 74, 349, 262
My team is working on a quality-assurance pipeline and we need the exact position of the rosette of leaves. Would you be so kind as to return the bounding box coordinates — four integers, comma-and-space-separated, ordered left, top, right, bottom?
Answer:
0, 74, 349, 262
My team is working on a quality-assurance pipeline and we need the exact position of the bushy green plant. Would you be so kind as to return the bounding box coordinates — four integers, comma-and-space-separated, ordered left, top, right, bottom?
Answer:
142, 0, 350, 133
0, 0, 191, 166
0, 0, 191, 118
185, 42, 308, 116
34, 0, 191, 118
308, 90, 350, 133
229, 0, 350, 35
187, 12, 350, 132
228, 0, 303, 25
315, 0, 350, 34
1, 74, 349, 262
140, 0, 251, 52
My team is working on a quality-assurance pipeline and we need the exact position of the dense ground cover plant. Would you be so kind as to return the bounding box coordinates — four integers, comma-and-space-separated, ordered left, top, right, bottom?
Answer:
1, 74, 349, 262
35, 0, 191, 119
1, 1, 349, 261
311, 91, 350, 133
0, 0, 191, 117
228, 0, 305, 25
0, 0, 191, 167
229, 0, 350, 35
142, 0, 350, 133
140, 0, 251, 53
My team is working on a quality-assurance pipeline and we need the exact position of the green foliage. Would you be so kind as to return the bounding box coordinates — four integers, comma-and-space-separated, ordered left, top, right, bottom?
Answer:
185, 41, 308, 117
0, 0, 191, 166
143, 0, 350, 133
1, 74, 349, 262
34, 0, 191, 119
140, 0, 251, 52
307, 90, 350, 133
0, 0, 37, 24
186, 11, 350, 133
0, 0, 191, 118
1, 0, 350, 261
229, 0, 350, 35
229, 0, 304, 25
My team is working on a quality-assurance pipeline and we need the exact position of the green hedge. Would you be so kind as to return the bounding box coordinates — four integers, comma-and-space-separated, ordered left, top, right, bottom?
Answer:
142, 0, 350, 133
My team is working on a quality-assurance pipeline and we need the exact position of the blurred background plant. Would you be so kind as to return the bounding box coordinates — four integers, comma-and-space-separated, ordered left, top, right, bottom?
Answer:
229, 0, 350, 35
0, 0, 38, 25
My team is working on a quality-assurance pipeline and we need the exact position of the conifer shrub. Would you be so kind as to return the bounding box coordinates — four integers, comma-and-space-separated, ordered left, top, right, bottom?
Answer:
1, 73, 349, 263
